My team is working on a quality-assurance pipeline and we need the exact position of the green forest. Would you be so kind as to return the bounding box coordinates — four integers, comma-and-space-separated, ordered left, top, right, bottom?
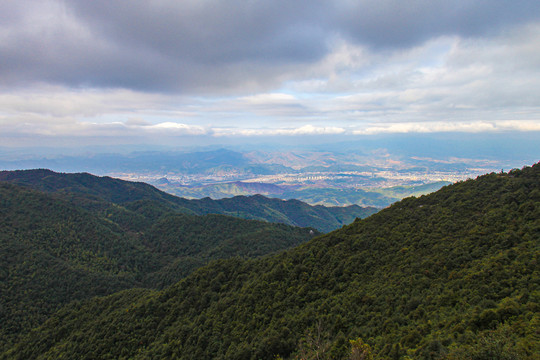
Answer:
1, 165, 539, 359
0, 169, 377, 233
0, 178, 317, 351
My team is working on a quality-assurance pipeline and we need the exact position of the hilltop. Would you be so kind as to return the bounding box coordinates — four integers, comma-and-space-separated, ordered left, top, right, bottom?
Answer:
0, 169, 377, 232
3, 164, 538, 359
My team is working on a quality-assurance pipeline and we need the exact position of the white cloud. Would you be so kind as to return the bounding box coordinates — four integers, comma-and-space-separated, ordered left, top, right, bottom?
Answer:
238, 93, 298, 104
294, 24, 540, 127
144, 122, 208, 135
352, 120, 540, 135
213, 125, 346, 137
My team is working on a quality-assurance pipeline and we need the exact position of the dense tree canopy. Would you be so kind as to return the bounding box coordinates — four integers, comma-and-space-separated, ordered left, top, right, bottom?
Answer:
0, 181, 316, 350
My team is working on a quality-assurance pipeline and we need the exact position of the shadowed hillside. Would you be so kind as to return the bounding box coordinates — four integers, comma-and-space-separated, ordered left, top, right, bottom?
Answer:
0, 181, 316, 350
0, 169, 377, 232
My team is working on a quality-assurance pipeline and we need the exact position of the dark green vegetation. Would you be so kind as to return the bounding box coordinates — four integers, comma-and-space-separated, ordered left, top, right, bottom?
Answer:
3, 164, 538, 359
184, 195, 377, 233
0, 169, 376, 232
0, 177, 318, 350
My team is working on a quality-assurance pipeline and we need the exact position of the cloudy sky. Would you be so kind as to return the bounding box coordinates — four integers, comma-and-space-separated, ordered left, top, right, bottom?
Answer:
1, 0, 540, 147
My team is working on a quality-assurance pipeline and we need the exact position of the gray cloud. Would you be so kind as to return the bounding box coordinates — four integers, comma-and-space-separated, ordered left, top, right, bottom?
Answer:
336, 0, 540, 48
1, 0, 539, 93
0, 0, 330, 92
71, 1, 329, 63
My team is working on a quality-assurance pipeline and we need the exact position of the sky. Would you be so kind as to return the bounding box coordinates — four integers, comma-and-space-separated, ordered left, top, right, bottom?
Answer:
1, 0, 540, 149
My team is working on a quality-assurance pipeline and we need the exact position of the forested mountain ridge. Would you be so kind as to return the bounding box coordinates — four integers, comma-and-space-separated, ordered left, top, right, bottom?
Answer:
0, 181, 316, 350
4, 164, 538, 359
0, 169, 377, 232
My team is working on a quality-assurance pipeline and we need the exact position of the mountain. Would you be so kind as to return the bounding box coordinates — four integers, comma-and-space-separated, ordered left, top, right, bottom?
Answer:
0, 180, 316, 350
155, 179, 451, 208
157, 180, 400, 208
4, 164, 538, 359
374, 181, 452, 199
279, 186, 398, 207
168, 195, 377, 233
0, 169, 377, 232
0, 149, 295, 175
158, 181, 288, 198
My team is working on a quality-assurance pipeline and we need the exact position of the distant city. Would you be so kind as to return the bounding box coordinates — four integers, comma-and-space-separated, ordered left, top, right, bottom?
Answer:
115, 168, 490, 189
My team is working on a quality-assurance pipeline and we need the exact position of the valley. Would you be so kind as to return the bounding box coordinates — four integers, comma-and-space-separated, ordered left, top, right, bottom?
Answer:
2, 145, 517, 207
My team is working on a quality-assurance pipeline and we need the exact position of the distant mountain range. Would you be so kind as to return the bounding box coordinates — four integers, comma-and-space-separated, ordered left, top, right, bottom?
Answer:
2, 164, 538, 359
3, 132, 537, 174
3, 145, 525, 209
0, 149, 292, 175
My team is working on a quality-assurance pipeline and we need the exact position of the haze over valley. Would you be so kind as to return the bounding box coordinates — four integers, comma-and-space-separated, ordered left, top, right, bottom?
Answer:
2, 132, 537, 207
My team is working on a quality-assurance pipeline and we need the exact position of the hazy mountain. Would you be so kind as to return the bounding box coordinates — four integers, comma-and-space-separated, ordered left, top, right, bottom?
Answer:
4, 164, 538, 359
2, 133, 538, 173
0, 149, 294, 176
3, 144, 531, 210
155, 180, 449, 208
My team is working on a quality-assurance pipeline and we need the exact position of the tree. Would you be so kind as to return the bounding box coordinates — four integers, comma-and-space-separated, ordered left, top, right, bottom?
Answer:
349, 338, 373, 360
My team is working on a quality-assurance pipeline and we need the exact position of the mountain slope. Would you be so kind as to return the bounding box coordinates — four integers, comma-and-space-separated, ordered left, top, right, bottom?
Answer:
5, 164, 538, 359
157, 180, 399, 208
174, 194, 377, 233
0, 182, 316, 350
0, 169, 376, 232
